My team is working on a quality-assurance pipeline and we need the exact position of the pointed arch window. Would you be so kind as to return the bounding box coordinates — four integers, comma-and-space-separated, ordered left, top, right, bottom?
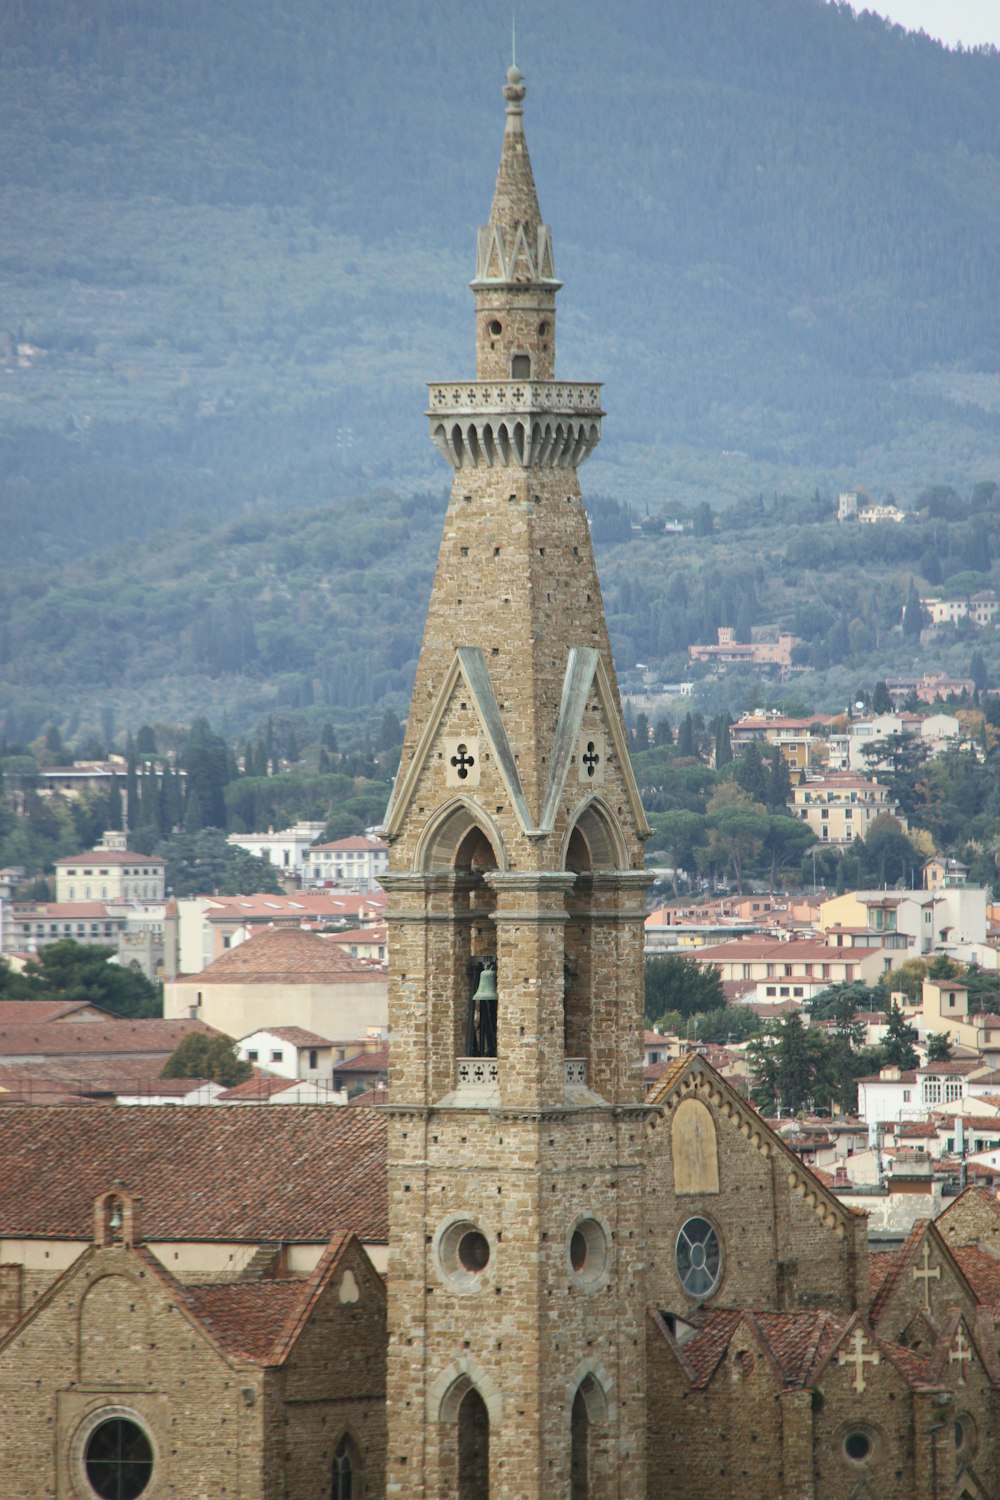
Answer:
571, 1384, 589, 1500
458, 1387, 489, 1498
332, 1434, 360, 1499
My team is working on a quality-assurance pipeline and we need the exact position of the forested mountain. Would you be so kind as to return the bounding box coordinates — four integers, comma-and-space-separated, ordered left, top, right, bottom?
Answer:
3, 480, 999, 746
1, 0, 999, 571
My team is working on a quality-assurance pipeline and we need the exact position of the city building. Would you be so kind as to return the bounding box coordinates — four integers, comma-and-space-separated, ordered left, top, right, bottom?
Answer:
301, 834, 389, 891
788, 770, 904, 843
226, 820, 326, 877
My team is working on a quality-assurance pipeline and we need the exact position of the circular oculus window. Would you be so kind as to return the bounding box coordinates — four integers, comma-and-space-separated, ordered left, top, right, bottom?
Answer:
435, 1216, 492, 1293
567, 1216, 610, 1289
842, 1429, 875, 1464
675, 1216, 722, 1300
82, 1415, 154, 1500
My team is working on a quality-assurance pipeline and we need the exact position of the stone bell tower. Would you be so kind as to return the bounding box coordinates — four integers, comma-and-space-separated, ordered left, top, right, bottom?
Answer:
382, 65, 652, 1500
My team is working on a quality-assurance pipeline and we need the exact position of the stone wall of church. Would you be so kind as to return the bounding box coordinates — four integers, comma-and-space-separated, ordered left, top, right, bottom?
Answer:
644, 1074, 867, 1317
646, 1308, 993, 1500
280, 1238, 387, 1500
0, 1245, 269, 1500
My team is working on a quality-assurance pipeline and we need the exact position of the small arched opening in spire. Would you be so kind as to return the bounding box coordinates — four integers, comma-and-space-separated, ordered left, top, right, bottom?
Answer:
510, 352, 531, 379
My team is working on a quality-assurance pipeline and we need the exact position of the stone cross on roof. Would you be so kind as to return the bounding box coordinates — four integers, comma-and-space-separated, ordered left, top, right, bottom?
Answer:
913, 1241, 941, 1310
838, 1327, 880, 1394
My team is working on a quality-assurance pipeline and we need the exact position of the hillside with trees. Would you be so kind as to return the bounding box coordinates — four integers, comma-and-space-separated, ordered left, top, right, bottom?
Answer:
1, 0, 999, 569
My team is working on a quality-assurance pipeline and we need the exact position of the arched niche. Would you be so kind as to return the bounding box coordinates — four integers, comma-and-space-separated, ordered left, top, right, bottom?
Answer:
671, 1095, 720, 1195
331, 1430, 362, 1500
79, 1274, 151, 1388
561, 796, 628, 1069
567, 1368, 612, 1500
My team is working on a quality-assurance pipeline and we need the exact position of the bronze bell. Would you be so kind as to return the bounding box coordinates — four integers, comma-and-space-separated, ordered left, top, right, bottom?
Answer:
472, 964, 497, 1005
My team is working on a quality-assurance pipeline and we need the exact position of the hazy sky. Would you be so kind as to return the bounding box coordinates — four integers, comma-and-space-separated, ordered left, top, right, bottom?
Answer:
862, 1, 1000, 48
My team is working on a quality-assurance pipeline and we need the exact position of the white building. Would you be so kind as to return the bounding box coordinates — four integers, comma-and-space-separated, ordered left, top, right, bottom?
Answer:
301, 835, 388, 892
856, 1060, 1000, 1127
54, 830, 165, 903
236, 1026, 335, 1081
226, 821, 325, 877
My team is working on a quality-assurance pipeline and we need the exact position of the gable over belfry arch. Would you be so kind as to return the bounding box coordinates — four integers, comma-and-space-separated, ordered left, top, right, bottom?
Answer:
561, 793, 630, 873
414, 797, 508, 875
383, 647, 532, 842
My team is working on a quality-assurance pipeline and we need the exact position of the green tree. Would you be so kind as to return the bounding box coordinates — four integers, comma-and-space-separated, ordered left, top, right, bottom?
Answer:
160, 829, 282, 897
859, 815, 923, 888
706, 797, 768, 893
160, 1031, 253, 1086
182, 718, 231, 830
761, 815, 815, 892
925, 1031, 953, 1063
644, 956, 725, 1025
871, 680, 892, 714
747, 1011, 825, 1115
13, 940, 161, 1018
734, 742, 768, 804
713, 715, 732, 768
881, 1001, 919, 1069
765, 747, 792, 811
902, 579, 925, 638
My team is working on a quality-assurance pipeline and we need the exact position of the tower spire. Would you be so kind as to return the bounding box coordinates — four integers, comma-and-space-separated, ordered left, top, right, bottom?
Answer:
473, 64, 559, 379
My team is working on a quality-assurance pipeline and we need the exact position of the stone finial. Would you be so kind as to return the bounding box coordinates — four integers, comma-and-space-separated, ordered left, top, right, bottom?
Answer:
503, 65, 527, 131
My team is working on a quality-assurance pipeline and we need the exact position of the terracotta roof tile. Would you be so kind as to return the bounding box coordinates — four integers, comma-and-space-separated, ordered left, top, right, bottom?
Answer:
243, 1026, 333, 1047
336, 1046, 388, 1073
216, 1075, 299, 1100
0, 1105, 388, 1242
677, 1308, 743, 1386
953, 1246, 1000, 1306
0, 1018, 214, 1059
0, 1000, 110, 1025
173, 925, 384, 985
752, 1310, 846, 1382
181, 1279, 309, 1360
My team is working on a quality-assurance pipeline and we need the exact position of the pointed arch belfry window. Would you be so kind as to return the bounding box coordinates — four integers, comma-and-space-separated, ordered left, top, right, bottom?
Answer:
457, 1386, 489, 1498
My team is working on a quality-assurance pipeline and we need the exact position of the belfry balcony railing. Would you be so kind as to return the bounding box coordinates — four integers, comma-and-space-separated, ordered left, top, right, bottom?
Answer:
456, 1058, 500, 1091
454, 1058, 589, 1091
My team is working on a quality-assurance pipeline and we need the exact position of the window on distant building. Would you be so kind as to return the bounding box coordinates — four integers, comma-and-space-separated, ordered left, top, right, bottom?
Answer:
271, 1051, 283, 1063
247, 1050, 258, 1062
309, 1049, 319, 1069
